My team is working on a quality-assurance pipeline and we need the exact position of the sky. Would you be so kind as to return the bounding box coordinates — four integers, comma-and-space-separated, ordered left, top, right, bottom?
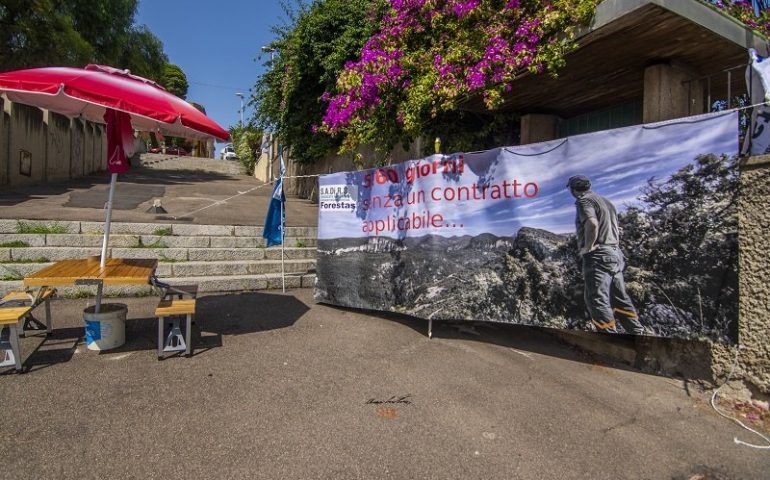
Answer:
135, 0, 289, 154
318, 111, 740, 240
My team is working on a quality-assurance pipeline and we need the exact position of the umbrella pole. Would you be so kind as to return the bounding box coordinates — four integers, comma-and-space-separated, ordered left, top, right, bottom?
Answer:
280, 179, 285, 293
100, 173, 118, 270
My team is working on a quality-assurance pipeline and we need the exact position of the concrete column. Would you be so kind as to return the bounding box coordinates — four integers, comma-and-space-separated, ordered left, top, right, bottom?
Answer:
707, 155, 770, 395
643, 63, 705, 123
520, 114, 560, 145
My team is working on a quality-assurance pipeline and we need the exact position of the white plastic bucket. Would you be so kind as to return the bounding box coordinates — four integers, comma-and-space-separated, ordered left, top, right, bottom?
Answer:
83, 303, 127, 351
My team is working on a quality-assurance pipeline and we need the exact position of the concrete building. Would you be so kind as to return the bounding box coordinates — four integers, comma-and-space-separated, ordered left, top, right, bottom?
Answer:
487, 0, 769, 144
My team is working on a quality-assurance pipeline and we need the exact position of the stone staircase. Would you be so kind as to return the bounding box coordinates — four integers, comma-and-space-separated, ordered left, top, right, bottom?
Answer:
0, 219, 317, 297
139, 153, 247, 175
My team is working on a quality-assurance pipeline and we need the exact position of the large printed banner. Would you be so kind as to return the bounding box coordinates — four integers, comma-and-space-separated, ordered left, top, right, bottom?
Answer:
316, 111, 740, 342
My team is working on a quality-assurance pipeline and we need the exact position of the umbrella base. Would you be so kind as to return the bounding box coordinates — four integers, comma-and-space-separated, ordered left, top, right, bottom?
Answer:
146, 199, 167, 214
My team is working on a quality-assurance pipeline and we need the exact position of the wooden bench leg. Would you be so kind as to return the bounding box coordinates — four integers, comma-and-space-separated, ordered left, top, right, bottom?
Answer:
9, 324, 21, 372
185, 313, 192, 357
44, 297, 52, 335
157, 316, 164, 360
1, 325, 22, 372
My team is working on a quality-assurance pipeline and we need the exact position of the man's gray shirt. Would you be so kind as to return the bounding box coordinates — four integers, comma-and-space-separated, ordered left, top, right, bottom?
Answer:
574, 191, 619, 249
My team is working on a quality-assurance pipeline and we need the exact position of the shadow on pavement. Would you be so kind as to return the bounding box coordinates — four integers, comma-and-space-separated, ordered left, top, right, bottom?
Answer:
329, 303, 643, 373
4, 292, 311, 372
197, 292, 310, 335
9, 327, 82, 374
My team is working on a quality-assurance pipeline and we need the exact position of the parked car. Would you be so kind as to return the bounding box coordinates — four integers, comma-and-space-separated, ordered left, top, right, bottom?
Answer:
149, 146, 188, 156
220, 144, 238, 161
165, 146, 188, 156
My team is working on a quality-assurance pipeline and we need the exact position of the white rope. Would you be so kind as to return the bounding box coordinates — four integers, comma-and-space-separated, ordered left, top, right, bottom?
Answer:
282, 173, 323, 179
710, 346, 770, 450
731, 100, 770, 112
172, 174, 323, 219
173, 182, 274, 219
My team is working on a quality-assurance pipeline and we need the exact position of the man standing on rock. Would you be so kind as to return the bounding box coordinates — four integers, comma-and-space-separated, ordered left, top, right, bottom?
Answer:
567, 175, 648, 335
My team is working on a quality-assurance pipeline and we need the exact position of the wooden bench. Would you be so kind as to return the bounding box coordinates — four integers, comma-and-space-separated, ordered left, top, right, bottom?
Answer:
155, 298, 196, 359
1, 287, 56, 337
0, 307, 31, 372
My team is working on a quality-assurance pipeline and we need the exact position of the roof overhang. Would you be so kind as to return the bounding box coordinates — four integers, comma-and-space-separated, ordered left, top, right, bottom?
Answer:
462, 0, 769, 117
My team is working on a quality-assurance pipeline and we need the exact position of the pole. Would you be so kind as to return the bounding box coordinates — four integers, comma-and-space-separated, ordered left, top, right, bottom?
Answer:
268, 132, 274, 182
236, 93, 244, 125
280, 171, 285, 293
100, 173, 118, 269
95, 283, 104, 314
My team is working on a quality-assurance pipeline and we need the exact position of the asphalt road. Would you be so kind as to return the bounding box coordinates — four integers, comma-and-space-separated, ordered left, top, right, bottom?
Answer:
1, 289, 767, 479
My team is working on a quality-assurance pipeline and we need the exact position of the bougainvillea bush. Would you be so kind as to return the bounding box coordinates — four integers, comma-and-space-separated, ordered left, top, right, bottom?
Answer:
318, 0, 598, 154
705, 1, 770, 35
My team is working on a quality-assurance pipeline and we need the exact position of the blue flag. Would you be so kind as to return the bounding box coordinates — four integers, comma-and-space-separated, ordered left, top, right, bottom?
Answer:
263, 147, 286, 247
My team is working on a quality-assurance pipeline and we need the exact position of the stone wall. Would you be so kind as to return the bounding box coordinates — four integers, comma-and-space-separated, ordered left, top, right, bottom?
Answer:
6, 102, 46, 186
45, 112, 73, 182
0, 99, 106, 189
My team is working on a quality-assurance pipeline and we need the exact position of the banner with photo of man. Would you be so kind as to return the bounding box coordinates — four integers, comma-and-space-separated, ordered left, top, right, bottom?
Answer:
315, 111, 740, 343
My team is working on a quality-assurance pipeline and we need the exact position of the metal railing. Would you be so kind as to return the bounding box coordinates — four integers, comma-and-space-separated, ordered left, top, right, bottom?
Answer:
683, 63, 749, 113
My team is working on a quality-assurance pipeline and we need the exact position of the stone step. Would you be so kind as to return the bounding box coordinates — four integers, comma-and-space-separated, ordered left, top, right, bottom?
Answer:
1, 246, 317, 263
0, 273, 317, 298
0, 219, 318, 238
159, 260, 316, 277
0, 233, 316, 249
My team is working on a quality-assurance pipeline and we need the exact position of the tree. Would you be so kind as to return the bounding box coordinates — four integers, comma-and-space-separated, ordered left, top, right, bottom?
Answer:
253, 0, 386, 165
115, 26, 168, 82
0, 0, 93, 70
66, 0, 138, 66
161, 63, 189, 99
230, 125, 263, 175
0, 0, 168, 83
190, 101, 206, 114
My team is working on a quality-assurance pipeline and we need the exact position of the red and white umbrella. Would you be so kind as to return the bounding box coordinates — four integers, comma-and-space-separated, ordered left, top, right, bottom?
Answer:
0, 64, 231, 268
0, 64, 229, 141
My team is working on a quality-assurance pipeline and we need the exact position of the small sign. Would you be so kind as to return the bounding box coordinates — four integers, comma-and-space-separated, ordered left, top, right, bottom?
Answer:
319, 184, 357, 211
19, 150, 31, 177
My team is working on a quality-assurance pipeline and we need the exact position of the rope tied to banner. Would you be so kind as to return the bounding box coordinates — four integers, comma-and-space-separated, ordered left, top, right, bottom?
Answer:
172, 174, 323, 220
176, 100, 769, 220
